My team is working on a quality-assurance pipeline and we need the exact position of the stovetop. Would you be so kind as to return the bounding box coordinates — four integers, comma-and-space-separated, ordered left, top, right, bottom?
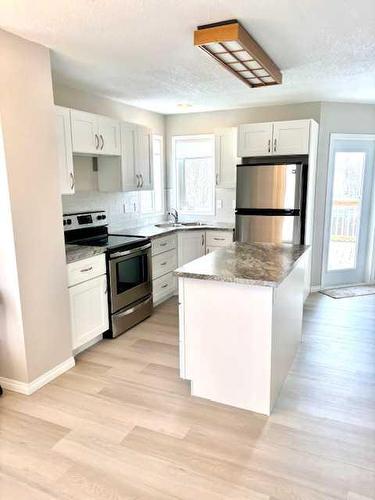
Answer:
73, 234, 148, 251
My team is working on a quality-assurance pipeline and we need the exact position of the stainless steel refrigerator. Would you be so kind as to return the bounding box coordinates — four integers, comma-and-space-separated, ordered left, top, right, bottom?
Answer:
235, 157, 308, 245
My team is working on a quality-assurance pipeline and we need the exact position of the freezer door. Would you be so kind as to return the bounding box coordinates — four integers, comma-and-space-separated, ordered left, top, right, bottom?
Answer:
235, 214, 301, 244
236, 164, 302, 210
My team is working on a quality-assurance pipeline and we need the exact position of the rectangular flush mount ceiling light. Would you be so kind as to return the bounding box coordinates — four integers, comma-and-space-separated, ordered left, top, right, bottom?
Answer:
194, 19, 282, 87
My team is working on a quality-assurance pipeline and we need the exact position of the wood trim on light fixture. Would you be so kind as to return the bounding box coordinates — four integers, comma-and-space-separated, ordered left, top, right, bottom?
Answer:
194, 20, 282, 88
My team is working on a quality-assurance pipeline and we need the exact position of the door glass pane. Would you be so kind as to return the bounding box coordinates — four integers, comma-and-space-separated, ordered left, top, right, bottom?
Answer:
327, 152, 365, 271
116, 255, 147, 293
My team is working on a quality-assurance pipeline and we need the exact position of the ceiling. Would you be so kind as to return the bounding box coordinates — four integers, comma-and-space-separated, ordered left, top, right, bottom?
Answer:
1, 0, 375, 115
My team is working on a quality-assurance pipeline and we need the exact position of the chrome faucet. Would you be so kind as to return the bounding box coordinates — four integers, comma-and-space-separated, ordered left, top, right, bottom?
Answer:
167, 208, 179, 224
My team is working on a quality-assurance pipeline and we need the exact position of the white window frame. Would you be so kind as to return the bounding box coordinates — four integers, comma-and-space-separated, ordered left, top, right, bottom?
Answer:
173, 134, 216, 216
139, 134, 165, 215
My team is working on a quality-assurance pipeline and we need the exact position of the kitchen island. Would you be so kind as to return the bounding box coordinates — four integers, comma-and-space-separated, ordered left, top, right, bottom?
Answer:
174, 242, 309, 415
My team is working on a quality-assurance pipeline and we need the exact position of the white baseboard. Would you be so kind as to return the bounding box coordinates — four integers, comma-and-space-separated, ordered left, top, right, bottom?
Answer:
0, 356, 75, 396
310, 285, 321, 292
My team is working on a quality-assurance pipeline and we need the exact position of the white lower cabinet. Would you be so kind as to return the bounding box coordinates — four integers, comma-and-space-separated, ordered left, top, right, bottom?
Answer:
67, 255, 108, 354
152, 235, 177, 305
177, 231, 206, 266
205, 230, 234, 254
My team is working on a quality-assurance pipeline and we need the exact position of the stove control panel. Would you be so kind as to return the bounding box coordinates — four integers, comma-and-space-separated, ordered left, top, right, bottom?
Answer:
63, 211, 107, 231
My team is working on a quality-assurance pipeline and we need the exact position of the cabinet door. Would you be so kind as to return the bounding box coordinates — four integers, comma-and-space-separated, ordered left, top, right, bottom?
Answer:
237, 122, 273, 157
70, 109, 99, 154
55, 106, 74, 194
215, 128, 237, 188
120, 122, 138, 190
97, 116, 121, 156
69, 274, 108, 351
136, 126, 153, 190
178, 231, 206, 266
272, 120, 310, 155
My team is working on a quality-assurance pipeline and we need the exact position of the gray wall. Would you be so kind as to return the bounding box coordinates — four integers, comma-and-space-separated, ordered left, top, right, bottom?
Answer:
0, 30, 72, 383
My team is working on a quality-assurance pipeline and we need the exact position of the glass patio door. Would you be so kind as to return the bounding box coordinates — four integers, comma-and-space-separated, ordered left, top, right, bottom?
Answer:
322, 135, 375, 288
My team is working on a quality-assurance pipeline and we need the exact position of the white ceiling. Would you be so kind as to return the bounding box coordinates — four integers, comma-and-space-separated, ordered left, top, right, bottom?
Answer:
1, 0, 375, 115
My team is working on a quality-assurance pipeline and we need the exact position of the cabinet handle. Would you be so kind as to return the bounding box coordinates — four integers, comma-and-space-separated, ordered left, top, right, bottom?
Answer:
213, 237, 225, 241
268, 139, 271, 153
161, 283, 168, 289
160, 242, 167, 247
135, 174, 140, 188
95, 134, 99, 149
160, 262, 167, 266
70, 172, 75, 190
216, 173, 219, 185
201, 234, 204, 246
140, 174, 144, 188
273, 138, 277, 152
80, 266, 93, 272
100, 134, 104, 150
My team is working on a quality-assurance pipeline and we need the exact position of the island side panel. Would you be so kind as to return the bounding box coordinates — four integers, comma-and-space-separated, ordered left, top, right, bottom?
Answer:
270, 254, 306, 411
180, 277, 274, 415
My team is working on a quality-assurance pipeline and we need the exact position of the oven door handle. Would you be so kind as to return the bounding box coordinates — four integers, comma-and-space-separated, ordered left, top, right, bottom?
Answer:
110, 242, 151, 259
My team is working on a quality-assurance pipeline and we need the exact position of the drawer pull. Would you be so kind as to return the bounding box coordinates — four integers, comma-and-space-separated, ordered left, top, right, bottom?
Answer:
80, 266, 93, 272
161, 283, 168, 289
213, 237, 225, 241
160, 242, 167, 247
160, 261, 167, 266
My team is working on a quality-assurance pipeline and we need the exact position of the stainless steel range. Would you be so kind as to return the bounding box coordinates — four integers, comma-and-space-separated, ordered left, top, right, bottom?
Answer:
63, 211, 153, 338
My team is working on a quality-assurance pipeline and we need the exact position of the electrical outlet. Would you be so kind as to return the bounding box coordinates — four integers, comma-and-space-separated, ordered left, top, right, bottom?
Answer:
216, 199, 223, 209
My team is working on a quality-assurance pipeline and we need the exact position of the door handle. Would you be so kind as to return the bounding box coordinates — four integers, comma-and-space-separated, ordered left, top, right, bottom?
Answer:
70, 172, 75, 190
95, 134, 99, 150
273, 138, 277, 152
100, 134, 104, 150
268, 139, 271, 153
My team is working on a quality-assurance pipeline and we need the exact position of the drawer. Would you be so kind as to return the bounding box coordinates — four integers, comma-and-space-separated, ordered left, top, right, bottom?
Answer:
67, 254, 106, 287
153, 273, 175, 303
152, 249, 177, 279
206, 230, 233, 247
152, 234, 176, 256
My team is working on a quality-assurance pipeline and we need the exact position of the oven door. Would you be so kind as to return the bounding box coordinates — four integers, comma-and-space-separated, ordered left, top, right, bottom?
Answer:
109, 244, 152, 313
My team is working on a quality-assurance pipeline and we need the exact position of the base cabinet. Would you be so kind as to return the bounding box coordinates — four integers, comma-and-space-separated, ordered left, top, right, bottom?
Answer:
177, 231, 206, 266
67, 255, 108, 354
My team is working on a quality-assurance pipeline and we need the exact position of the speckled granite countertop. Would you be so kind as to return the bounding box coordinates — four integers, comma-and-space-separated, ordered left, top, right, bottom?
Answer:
110, 222, 234, 239
65, 244, 106, 264
174, 242, 309, 287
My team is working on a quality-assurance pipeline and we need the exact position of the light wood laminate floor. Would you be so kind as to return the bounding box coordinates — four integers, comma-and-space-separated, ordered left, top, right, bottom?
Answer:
1, 293, 374, 499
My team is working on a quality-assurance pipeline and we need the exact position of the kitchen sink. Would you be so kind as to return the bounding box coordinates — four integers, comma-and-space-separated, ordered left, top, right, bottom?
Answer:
155, 222, 207, 228
180, 222, 207, 226
155, 223, 183, 228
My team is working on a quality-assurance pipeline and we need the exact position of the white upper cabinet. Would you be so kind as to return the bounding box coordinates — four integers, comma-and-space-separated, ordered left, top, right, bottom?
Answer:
120, 122, 138, 190
238, 119, 313, 157
136, 125, 153, 190
70, 109, 98, 154
214, 127, 238, 189
70, 109, 120, 156
55, 105, 74, 195
238, 122, 274, 157
272, 120, 310, 155
97, 123, 154, 192
97, 115, 121, 155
